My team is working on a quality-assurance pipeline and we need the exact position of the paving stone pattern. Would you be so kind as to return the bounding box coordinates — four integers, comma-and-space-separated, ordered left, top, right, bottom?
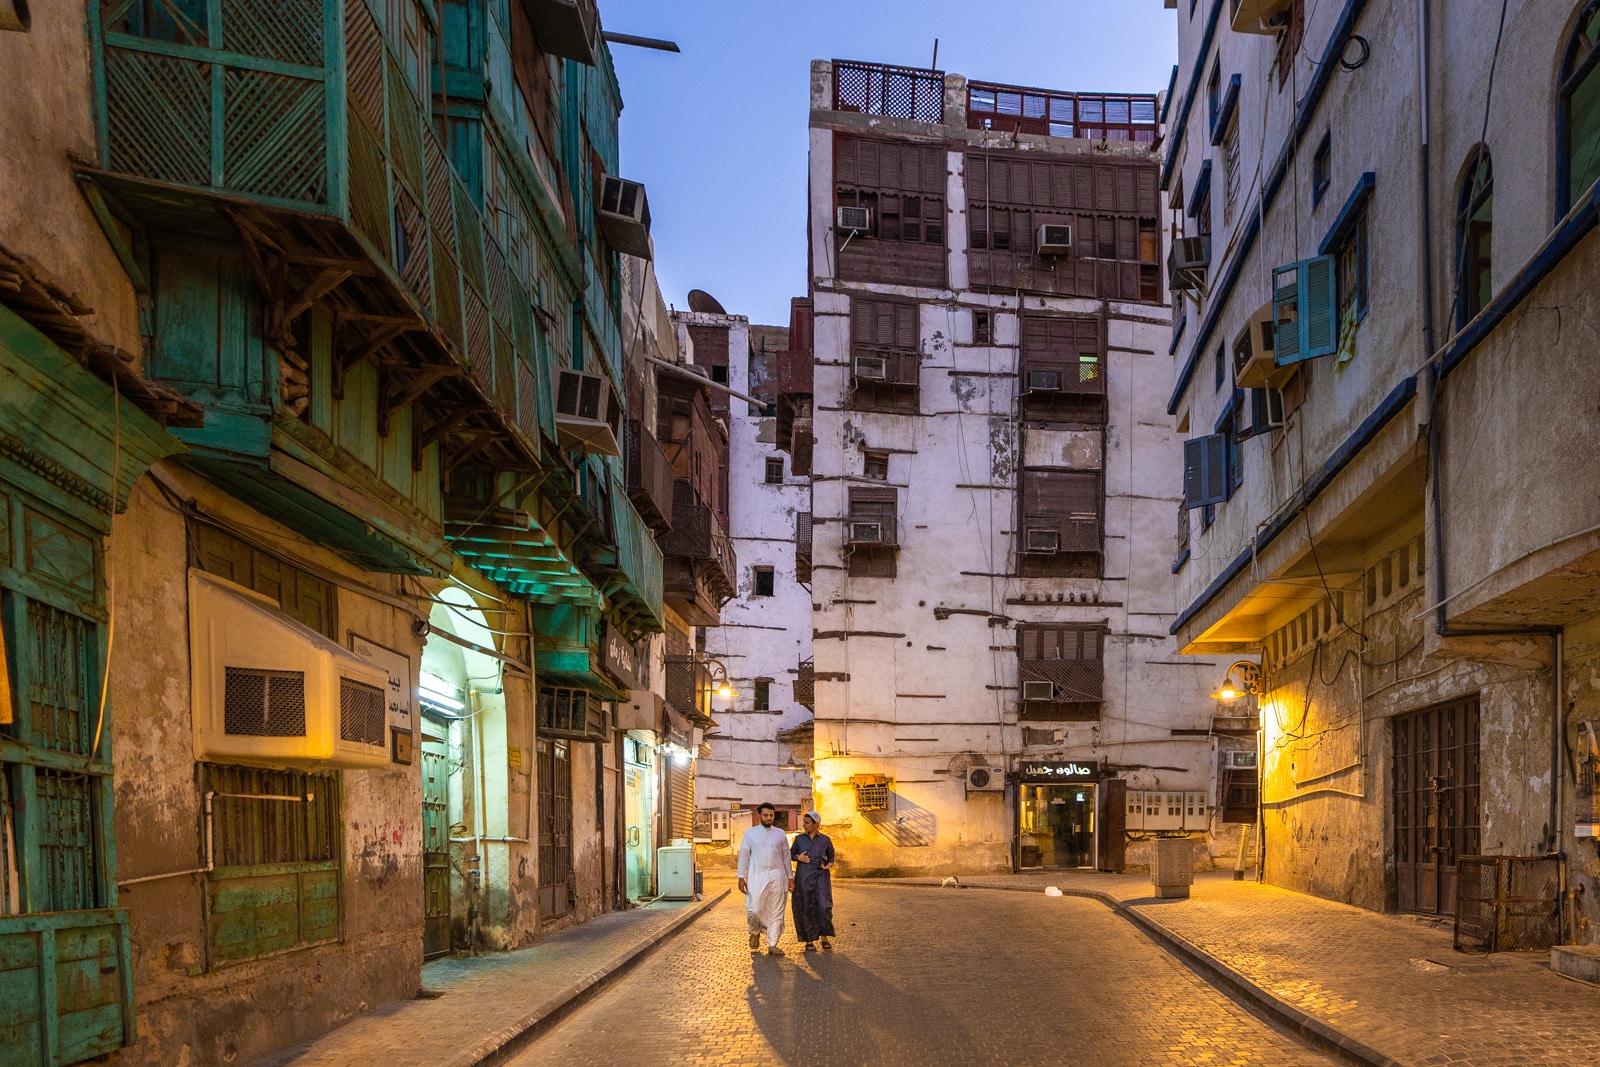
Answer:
519, 881, 1335, 1067
257, 898, 713, 1067
891, 871, 1600, 1067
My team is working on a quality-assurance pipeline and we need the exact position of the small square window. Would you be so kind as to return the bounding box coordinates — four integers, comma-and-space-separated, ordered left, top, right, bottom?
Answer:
754, 679, 771, 711
1312, 133, 1331, 207
711, 365, 728, 384
765, 457, 784, 484
973, 310, 992, 345
862, 450, 889, 480
753, 567, 775, 597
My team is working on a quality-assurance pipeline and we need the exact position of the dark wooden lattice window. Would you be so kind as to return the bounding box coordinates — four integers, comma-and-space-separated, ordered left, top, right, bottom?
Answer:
1020, 314, 1104, 423
191, 524, 338, 640
966, 152, 1159, 301
847, 486, 898, 578
1017, 625, 1104, 720
1019, 469, 1102, 578
834, 134, 948, 287
848, 297, 921, 414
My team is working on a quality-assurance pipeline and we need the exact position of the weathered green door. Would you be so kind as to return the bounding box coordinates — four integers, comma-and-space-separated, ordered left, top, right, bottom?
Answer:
421, 735, 451, 957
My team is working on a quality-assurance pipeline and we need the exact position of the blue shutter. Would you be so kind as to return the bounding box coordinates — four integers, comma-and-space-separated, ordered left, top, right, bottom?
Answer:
1183, 434, 1228, 507
1300, 254, 1338, 357
1271, 262, 1301, 365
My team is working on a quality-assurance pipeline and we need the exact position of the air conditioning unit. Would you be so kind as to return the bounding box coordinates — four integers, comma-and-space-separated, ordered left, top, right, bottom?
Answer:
597, 176, 652, 259
966, 764, 1006, 791
1021, 680, 1055, 702
853, 353, 888, 381
1231, 0, 1294, 35
1026, 369, 1062, 392
1168, 235, 1211, 292
847, 521, 883, 544
1256, 386, 1286, 429
1035, 223, 1073, 256
1024, 528, 1060, 554
837, 205, 871, 234
555, 368, 623, 456
1226, 750, 1258, 769
1233, 300, 1294, 389
190, 570, 391, 771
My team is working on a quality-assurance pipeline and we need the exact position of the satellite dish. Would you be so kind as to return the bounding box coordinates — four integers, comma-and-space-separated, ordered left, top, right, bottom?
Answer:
687, 289, 727, 315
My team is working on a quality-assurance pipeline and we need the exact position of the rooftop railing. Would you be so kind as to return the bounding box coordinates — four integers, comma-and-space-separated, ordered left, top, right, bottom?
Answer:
832, 59, 945, 124
968, 81, 1159, 142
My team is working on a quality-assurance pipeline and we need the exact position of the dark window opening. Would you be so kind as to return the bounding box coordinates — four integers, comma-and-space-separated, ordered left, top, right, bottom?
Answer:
753, 567, 775, 597
974, 310, 992, 345
765, 457, 784, 484
862, 450, 889, 480
1455, 149, 1493, 328
754, 679, 770, 712
1312, 132, 1331, 206
1560, 2, 1600, 216
1336, 204, 1370, 329
1215, 344, 1226, 390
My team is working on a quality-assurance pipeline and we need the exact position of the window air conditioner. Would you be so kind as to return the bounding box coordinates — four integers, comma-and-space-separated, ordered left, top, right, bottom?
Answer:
190, 570, 391, 770
853, 354, 889, 381
837, 206, 871, 234
555, 368, 623, 456
1226, 750, 1258, 769
1035, 224, 1073, 256
1168, 235, 1211, 292
966, 765, 1005, 791
848, 521, 883, 544
1026, 369, 1062, 392
1233, 300, 1293, 389
1025, 528, 1060, 554
1231, 0, 1294, 35
598, 175, 653, 259
1021, 680, 1056, 702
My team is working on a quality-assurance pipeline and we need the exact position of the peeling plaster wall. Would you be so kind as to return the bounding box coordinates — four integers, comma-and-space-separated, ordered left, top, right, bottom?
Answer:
807, 64, 1216, 876
0, 2, 143, 354
688, 314, 816, 829
109, 467, 422, 1067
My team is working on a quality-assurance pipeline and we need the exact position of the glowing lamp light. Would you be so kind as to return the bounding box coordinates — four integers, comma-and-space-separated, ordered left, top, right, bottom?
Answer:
1212, 661, 1262, 701
418, 672, 465, 711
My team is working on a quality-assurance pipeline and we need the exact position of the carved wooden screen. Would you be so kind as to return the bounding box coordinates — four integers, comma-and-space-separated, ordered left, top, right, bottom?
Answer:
834, 134, 948, 287
967, 152, 1159, 302
1017, 625, 1104, 720
1020, 314, 1105, 423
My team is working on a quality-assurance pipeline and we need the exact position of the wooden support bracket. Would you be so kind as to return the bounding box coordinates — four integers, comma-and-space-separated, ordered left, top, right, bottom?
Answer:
379, 363, 453, 437
334, 321, 410, 400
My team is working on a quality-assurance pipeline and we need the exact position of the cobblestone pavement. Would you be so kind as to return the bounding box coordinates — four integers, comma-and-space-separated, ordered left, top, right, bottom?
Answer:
880, 871, 1600, 1067
257, 896, 719, 1067
518, 881, 1335, 1067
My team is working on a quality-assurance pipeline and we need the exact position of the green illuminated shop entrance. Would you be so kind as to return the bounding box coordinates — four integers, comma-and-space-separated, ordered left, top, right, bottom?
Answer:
1015, 760, 1098, 869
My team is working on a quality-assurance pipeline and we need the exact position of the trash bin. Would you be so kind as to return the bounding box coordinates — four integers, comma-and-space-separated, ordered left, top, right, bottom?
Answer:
1151, 837, 1194, 899
657, 842, 695, 900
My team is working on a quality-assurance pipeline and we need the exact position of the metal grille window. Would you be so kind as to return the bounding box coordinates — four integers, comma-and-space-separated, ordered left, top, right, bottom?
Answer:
538, 685, 596, 740
224, 667, 308, 736
202, 763, 340, 964
339, 677, 386, 746
1017, 625, 1104, 721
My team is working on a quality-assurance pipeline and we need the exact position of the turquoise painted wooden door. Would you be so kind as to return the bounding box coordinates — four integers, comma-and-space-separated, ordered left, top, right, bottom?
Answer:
420, 737, 450, 957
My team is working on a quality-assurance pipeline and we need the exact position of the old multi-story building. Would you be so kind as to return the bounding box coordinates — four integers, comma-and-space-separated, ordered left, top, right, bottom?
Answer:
676, 302, 815, 856
1, 2, 677, 1064
799, 58, 1222, 876
1163, 0, 1600, 938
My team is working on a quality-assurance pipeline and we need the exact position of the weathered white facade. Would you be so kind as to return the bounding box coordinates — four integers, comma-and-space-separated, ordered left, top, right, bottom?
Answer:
804, 59, 1221, 876
1163, 0, 1600, 934
677, 311, 815, 851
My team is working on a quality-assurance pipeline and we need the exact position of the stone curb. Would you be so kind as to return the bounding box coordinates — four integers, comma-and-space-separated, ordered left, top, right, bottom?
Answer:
414, 890, 730, 1067
849, 879, 1404, 1067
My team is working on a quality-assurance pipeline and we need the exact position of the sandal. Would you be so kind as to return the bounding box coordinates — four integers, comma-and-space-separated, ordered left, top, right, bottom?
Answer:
804, 941, 817, 951
820, 939, 833, 951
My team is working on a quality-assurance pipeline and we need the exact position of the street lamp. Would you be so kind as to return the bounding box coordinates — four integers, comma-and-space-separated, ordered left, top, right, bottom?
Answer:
706, 659, 737, 700
1213, 660, 1263, 700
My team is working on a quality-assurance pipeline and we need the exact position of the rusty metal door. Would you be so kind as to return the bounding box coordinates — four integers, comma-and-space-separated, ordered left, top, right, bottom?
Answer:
421, 736, 451, 958
1394, 697, 1480, 914
538, 739, 572, 918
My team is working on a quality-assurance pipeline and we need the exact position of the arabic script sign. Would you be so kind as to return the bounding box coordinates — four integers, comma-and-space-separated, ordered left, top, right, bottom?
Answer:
1018, 760, 1098, 783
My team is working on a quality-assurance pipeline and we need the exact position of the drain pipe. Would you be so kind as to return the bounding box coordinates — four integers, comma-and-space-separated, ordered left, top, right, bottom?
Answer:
1418, 0, 1566, 916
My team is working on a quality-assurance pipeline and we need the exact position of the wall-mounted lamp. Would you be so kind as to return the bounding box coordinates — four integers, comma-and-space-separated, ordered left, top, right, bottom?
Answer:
706, 659, 737, 700
1214, 661, 1263, 700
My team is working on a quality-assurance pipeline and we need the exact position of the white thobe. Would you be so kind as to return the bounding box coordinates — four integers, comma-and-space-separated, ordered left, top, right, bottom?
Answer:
737, 824, 790, 947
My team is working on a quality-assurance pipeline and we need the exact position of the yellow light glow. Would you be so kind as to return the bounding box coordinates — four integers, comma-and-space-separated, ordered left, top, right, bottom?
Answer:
716, 683, 736, 699
1217, 684, 1239, 700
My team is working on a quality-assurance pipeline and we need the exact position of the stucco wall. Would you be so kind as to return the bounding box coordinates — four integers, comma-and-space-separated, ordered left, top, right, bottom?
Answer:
109, 466, 422, 1066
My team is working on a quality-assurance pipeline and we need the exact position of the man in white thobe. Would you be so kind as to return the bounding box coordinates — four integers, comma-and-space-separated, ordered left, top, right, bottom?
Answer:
737, 802, 793, 955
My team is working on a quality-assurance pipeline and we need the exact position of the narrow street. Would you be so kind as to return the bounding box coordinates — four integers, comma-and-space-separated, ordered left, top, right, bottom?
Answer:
518, 881, 1335, 1067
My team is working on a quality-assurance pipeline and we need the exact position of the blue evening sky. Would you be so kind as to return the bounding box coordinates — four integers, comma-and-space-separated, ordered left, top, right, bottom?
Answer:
599, 1, 1178, 326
